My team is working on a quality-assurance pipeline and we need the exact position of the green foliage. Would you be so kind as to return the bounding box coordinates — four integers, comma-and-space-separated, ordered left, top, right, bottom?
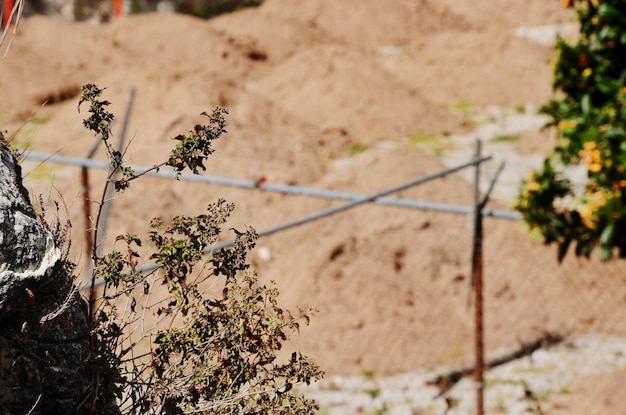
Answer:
406, 132, 452, 157
78, 83, 229, 191
149, 269, 320, 415
490, 134, 521, 143
79, 84, 114, 140
178, 0, 264, 19
81, 85, 322, 413
167, 109, 225, 174
348, 143, 368, 156
149, 201, 235, 287
129, 0, 263, 19
449, 100, 472, 115
357, 368, 376, 381
515, 0, 626, 261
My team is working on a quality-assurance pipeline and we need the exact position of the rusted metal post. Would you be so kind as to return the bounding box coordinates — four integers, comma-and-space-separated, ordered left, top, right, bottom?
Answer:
2, 0, 12, 27
81, 138, 102, 325
81, 137, 102, 275
471, 140, 485, 415
80, 166, 93, 264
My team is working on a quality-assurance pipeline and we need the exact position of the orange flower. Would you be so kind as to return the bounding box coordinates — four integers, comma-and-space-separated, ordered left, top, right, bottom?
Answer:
579, 141, 602, 173
579, 205, 595, 229
527, 181, 540, 192
557, 119, 578, 130
561, 0, 573, 8
578, 190, 608, 229
588, 163, 602, 173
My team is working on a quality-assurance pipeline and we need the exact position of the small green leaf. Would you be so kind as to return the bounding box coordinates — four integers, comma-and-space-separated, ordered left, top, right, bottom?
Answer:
595, 77, 614, 94
600, 222, 615, 246
604, 128, 626, 141
598, 4, 620, 20
557, 238, 571, 263
155, 333, 167, 344
575, 239, 593, 258
581, 94, 591, 115
600, 245, 612, 261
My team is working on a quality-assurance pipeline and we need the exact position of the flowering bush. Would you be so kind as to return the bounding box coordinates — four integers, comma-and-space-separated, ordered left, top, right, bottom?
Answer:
515, 0, 626, 261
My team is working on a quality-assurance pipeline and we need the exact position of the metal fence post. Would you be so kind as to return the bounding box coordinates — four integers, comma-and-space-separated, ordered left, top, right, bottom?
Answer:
471, 140, 485, 415
81, 136, 103, 273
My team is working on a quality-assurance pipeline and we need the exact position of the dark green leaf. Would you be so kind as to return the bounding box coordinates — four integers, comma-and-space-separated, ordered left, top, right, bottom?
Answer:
598, 4, 620, 20
557, 238, 571, 263
604, 127, 626, 140
600, 222, 615, 246
600, 245, 612, 261
155, 333, 167, 344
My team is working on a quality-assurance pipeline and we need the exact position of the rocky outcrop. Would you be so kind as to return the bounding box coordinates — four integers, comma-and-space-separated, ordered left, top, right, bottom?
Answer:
0, 145, 91, 414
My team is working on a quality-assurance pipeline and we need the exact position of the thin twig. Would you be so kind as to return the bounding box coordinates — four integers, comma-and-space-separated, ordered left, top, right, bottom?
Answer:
25, 394, 41, 415
39, 283, 80, 324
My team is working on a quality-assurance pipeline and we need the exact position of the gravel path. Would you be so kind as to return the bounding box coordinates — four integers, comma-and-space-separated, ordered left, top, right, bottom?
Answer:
301, 333, 626, 415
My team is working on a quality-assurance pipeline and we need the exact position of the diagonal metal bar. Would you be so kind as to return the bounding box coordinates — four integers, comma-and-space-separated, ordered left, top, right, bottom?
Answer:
480, 160, 505, 209
231, 154, 492, 240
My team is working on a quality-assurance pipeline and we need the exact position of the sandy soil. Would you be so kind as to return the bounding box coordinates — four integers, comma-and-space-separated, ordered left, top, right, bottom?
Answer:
1, 1, 625, 413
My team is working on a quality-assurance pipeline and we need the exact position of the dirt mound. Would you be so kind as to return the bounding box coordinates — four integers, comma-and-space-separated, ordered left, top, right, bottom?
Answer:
1, 0, 595, 383
259, 0, 471, 47
248, 43, 460, 145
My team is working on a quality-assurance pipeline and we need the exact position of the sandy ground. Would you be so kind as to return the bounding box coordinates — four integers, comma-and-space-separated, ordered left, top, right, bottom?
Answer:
1, 1, 625, 413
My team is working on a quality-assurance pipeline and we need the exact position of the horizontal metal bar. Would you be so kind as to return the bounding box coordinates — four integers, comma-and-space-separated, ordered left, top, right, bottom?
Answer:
22, 151, 516, 220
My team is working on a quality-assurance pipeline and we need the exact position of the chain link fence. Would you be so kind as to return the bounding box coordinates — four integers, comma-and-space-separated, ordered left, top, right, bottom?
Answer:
19, 146, 626, 415
301, 167, 626, 415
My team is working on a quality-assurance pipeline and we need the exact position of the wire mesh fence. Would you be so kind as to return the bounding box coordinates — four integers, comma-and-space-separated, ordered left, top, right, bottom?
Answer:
302, 205, 626, 415
477, 219, 626, 415
18, 146, 626, 415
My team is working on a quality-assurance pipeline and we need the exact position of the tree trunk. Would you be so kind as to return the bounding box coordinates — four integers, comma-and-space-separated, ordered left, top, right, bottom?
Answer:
0, 145, 92, 414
